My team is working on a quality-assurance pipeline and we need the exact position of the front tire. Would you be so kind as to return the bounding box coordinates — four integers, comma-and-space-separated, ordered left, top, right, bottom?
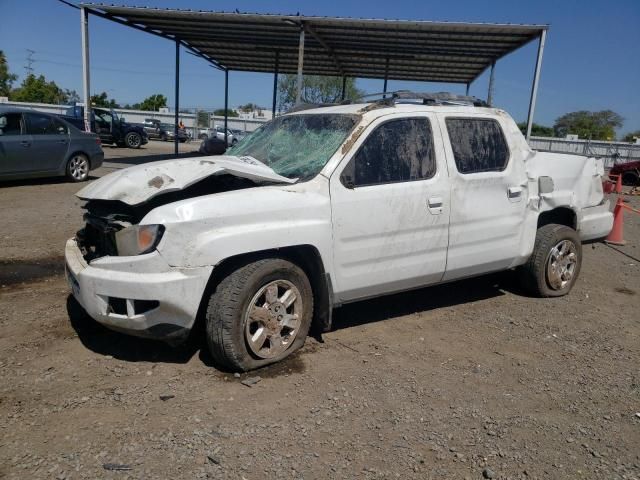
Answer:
205, 258, 313, 371
124, 132, 142, 149
66, 153, 90, 182
519, 224, 582, 297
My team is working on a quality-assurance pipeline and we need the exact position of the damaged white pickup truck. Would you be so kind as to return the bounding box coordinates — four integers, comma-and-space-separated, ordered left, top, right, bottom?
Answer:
65, 93, 613, 371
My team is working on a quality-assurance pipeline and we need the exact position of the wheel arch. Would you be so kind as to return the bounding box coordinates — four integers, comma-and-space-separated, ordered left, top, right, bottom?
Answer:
537, 206, 577, 230
193, 245, 334, 340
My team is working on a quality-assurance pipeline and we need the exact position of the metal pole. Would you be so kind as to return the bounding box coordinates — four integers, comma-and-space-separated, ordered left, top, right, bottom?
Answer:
295, 26, 305, 104
224, 68, 229, 146
382, 57, 389, 98
272, 51, 279, 118
465, 83, 470, 96
526, 30, 547, 142
174, 40, 180, 156
80, 7, 91, 132
487, 60, 496, 106
341, 76, 347, 101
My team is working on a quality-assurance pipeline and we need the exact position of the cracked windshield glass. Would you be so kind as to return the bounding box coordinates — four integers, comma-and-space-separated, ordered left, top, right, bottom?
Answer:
226, 114, 359, 180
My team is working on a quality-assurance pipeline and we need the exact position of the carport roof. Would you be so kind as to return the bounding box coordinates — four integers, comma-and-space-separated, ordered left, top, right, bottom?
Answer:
81, 4, 548, 84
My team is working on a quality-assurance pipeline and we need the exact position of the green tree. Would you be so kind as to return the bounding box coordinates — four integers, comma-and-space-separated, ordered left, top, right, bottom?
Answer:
553, 110, 623, 140
277, 74, 364, 111
137, 94, 167, 111
90, 91, 119, 108
0, 50, 17, 97
11, 74, 69, 104
64, 89, 80, 104
621, 130, 640, 143
517, 122, 554, 137
213, 108, 238, 117
238, 102, 258, 112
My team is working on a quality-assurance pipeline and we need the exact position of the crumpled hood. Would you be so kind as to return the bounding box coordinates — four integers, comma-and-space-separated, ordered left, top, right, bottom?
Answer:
76, 155, 296, 205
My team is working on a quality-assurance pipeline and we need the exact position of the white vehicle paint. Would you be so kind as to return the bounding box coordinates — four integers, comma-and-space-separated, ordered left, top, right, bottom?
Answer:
65, 101, 613, 356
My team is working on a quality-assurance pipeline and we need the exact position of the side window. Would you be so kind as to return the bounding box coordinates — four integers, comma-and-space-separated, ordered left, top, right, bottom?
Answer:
50, 118, 69, 135
25, 113, 57, 135
445, 118, 509, 174
0, 113, 24, 136
341, 117, 436, 187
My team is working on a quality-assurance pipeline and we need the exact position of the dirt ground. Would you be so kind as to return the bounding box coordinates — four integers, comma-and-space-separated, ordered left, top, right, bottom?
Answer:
1, 146, 639, 480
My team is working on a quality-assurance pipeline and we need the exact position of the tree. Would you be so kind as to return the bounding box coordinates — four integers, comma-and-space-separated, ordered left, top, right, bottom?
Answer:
90, 91, 119, 108
213, 108, 238, 117
11, 74, 69, 104
553, 110, 623, 140
64, 89, 80, 104
517, 122, 554, 137
277, 74, 364, 111
0, 50, 17, 97
621, 130, 640, 143
137, 94, 167, 111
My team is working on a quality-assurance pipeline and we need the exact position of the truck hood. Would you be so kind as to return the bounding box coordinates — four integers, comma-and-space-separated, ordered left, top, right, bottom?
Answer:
76, 155, 296, 206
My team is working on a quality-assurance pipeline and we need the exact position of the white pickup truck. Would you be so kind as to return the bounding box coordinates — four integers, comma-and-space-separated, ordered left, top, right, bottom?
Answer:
65, 93, 613, 371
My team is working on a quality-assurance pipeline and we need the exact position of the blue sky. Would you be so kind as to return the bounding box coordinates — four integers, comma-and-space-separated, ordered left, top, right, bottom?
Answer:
1, 0, 638, 134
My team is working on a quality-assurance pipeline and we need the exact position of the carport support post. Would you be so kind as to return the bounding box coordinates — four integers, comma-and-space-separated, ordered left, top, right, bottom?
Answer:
341, 76, 346, 101
382, 57, 389, 98
487, 60, 496, 106
526, 30, 547, 142
272, 51, 279, 118
465, 83, 470, 96
80, 7, 91, 132
224, 68, 229, 145
174, 40, 180, 156
295, 26, 305, 104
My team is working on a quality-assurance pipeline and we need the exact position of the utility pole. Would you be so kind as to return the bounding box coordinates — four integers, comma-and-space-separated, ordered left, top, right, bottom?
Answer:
24, 49, 35, 76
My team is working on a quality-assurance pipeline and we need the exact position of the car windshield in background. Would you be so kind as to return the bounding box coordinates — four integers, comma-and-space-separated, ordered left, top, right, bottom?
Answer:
226, 114, 359, 180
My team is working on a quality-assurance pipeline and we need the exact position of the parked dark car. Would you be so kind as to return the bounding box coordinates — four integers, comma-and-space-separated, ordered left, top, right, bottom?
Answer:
610, 160, 640, 186
198, 136, 227, 156
142, 118, 188, 142
61, 106, 148, 149
0, 107, 104, 182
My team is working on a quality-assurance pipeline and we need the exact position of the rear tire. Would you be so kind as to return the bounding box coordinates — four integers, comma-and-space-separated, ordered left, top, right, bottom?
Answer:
622, 171, 639, 186
519, 224, 582, 297
65, 153, 89, 182
205, 258, 313, 371
124, 132, 142, 149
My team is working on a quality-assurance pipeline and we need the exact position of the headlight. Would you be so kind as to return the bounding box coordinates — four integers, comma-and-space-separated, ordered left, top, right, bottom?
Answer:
115, 224, 165, 256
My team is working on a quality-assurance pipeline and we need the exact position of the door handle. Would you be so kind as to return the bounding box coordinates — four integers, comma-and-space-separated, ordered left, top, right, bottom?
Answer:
508, 186, 523, 199
20, 141, 31, 147
427, 196, 444, 215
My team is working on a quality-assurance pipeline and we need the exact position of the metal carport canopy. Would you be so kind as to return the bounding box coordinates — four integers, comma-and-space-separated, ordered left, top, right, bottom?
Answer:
77, 4, 548, 146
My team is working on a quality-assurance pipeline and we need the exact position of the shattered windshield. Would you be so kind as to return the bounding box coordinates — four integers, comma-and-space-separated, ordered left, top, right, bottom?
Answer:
226, 114, 359, 180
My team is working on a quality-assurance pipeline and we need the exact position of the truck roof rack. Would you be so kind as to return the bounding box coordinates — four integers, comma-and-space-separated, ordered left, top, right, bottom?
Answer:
287, 90, 488, 113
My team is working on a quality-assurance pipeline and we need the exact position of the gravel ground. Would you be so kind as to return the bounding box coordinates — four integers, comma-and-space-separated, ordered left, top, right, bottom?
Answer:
0, 152, 639, 480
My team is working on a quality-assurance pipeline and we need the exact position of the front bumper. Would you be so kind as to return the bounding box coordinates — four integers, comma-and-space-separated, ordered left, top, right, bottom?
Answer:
65, 238, 212, 343
578, 201, 614, 242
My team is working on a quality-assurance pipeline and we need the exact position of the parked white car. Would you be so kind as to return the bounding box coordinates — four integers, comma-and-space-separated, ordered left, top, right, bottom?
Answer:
65, 93, 613, 371
198, 126, 236, 146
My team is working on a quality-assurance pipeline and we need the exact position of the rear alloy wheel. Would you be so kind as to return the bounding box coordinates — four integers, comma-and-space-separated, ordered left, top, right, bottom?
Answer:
125, 132, 142, 149
66, 154, 89, 182
206, 258, 313, 371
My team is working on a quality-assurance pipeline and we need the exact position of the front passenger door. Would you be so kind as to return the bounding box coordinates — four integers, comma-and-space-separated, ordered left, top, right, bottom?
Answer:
330, 114, 450, 302
0, 112, 31, 175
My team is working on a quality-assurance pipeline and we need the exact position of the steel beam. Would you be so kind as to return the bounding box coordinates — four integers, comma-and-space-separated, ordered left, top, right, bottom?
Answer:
224, 68, 229, 145
272, 51, 279, 117
525, 30, 546, 142
487, 60, 496, 106
80, 7, 91, 132
296, 26, 305, 104
465, 83, 470, 96
174, 40, 180, 156
341, 76, 347, 101
383, 57, 389, 98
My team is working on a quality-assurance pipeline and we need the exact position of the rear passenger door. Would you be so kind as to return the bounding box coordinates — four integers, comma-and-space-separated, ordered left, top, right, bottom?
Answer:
438, 114, 528, 281
330, 114, 450, 302
24, 112, 70, 173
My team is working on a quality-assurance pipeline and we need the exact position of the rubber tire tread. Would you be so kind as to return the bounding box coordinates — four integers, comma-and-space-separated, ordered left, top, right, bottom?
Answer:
206, 258, 313, 371
520, 223, 582, 298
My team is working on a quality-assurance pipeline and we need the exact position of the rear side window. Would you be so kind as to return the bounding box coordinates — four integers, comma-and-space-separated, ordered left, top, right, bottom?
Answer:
446, 118, 509, 174
342, 117, 436, 187
0, 113, 23, 136
25, 113, 67, 135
